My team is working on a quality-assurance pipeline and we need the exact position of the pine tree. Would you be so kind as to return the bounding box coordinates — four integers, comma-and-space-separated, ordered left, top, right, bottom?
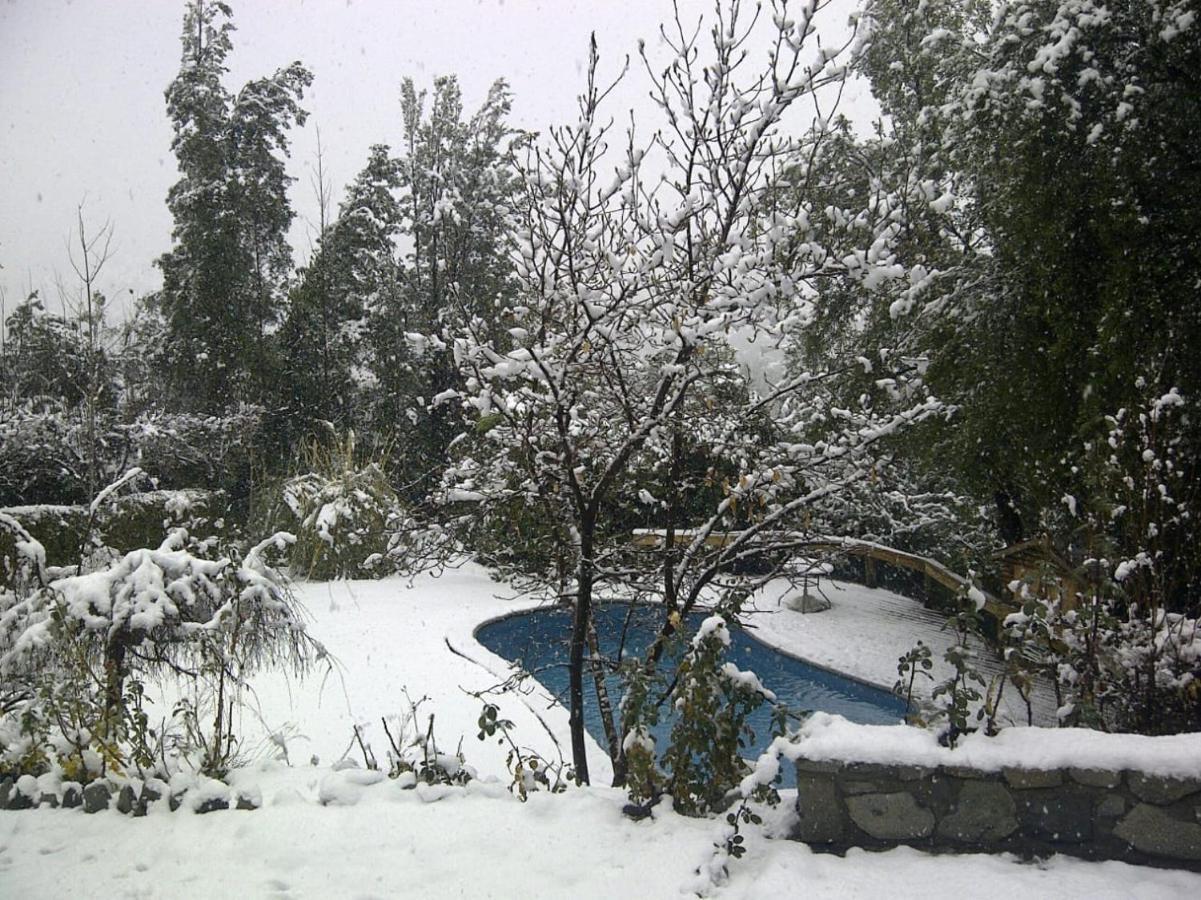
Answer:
157, 0, 311, 413
280, 144, 403, 441
367, 76, 521, 495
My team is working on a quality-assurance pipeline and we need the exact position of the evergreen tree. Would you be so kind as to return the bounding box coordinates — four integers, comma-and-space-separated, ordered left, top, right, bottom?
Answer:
280, 144, 403, 441
826, 0, 1201, 554
157, 0, 311, 413
367, 76, 521, 495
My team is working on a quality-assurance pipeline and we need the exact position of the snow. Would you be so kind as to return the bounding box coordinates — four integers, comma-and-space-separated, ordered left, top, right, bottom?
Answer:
796, 712, 1201, 780
744, 578, 1059, 725
2, 566, 1199, 897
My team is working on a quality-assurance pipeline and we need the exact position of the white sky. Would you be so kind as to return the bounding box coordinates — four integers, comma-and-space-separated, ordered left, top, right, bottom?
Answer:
0, 0, 871, 325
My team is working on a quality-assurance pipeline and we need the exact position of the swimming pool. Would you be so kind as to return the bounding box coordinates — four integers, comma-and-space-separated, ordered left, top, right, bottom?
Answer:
475, 604, 905, 788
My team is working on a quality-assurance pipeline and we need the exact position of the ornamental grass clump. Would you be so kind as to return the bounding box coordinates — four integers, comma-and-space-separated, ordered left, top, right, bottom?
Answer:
266, 431, 411, 580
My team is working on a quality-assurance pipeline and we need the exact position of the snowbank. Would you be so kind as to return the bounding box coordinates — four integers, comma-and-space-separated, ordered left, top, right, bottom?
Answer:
797, 712, 1201, 779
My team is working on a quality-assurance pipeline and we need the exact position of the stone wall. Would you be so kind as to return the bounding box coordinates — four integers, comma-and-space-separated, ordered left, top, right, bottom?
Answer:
794, 757, 1201, 870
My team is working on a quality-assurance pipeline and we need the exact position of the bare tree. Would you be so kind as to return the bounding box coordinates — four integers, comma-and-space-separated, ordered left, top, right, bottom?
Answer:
432, 0, 941, 784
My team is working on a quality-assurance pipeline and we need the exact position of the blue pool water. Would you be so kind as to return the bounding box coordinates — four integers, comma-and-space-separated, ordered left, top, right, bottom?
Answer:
475, 604, 905, 788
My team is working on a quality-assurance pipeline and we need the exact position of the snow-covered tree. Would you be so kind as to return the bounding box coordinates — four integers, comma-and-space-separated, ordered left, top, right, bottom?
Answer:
157, 0, 311, 412
854, 0, 1201, 547
432, 1, 942, 784
280, 144, 404, 440
369, 76, 523, 495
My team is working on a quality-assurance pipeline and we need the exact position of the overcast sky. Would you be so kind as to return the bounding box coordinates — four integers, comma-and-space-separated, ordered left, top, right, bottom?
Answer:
0, 0, 870, 324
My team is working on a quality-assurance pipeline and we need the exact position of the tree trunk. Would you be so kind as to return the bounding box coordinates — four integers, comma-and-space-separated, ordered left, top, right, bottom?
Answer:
102, 635, 127, 740
586, 616, 626, 786
568, 516, 594, 784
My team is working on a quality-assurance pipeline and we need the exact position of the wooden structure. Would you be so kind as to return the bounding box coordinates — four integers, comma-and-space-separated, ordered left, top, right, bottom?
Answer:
992, 536, 1080, 610
630, 528, 1011, 622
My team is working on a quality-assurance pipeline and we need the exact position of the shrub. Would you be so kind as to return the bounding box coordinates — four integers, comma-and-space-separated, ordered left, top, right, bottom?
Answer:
622, 614, 782, 816
261, 431, 413, 579
0, 515, 321, 781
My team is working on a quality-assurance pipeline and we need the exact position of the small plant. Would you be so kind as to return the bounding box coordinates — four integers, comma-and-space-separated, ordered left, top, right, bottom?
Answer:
620, 614, 782, 818
379, 692, 472, 786
930, 602, 988, 747
476, 701, 570, 800
0, 473, 323, 782
894, 640, 934, 723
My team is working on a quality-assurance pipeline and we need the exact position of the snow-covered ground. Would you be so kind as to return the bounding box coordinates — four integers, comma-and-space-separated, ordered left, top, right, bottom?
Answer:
745, 578, 1060, 725
2, 565, 1198, 898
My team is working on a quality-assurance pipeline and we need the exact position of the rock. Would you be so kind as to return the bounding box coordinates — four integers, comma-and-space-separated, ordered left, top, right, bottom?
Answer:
846, 792, 934, 841
1115, 804, 1201, 861
38, 793, 59, 809
1096, 794, 1126, 819
83, 781, 111, 814
795, 758, 842, 775
169, 791, 186, 812
195, 797, 229, 814
6, 775, 38, 810
116, 785, 137, 815
1070, 768, 1121, 789
61, 784, 82, 809
0, 777, 12, 809
1003, 768, 1063, 789
1015, 792, 1092, 843
235, 791, 260, 811
6, 793, 34, 811
937, 781, 1018, 843
1127, 773, 1200, 805
896, 766, 932, 782
794, 775, 845, 843
135, 783, 163, 817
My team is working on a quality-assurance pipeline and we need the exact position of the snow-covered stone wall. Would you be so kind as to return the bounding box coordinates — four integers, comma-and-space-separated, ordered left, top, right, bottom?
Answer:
792, 716, 1201, 870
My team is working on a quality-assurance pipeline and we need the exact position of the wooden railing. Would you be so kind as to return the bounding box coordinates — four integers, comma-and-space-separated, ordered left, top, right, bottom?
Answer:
630, 528, 1009, 620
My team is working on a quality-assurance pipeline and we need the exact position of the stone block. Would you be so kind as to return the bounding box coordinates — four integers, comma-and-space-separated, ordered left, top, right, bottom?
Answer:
1115, 804, 1201, 861
1095, 794, 1126, 819
83, 781, 111, 813
795, 758, 843, 775
842, 780, 891, 796
135, 783, 163, 817
195, 797, 229, 814
0, 777, 12, 809
1127, 773, 1200, 805
945, 766, 988, 780
1070, 768, 1121, 789
1003, 768, 1063, 789
116, 785, 137, 815
846, 792, 935, 841
795, 775, 845, 843
61, 784, 82, 809
38, 793, 59, 809
1015, 791, 1092, 843
937, 780, 1018, 843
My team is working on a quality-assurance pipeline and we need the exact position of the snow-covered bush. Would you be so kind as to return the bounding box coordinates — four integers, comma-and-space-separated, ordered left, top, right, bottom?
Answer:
0, 523, 320, 782
1004, 584, 1200, 735
0, 398, 263, 508
261, 431, 413, 579
622, 615, 783, 816
1008, 386, 1201, 734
